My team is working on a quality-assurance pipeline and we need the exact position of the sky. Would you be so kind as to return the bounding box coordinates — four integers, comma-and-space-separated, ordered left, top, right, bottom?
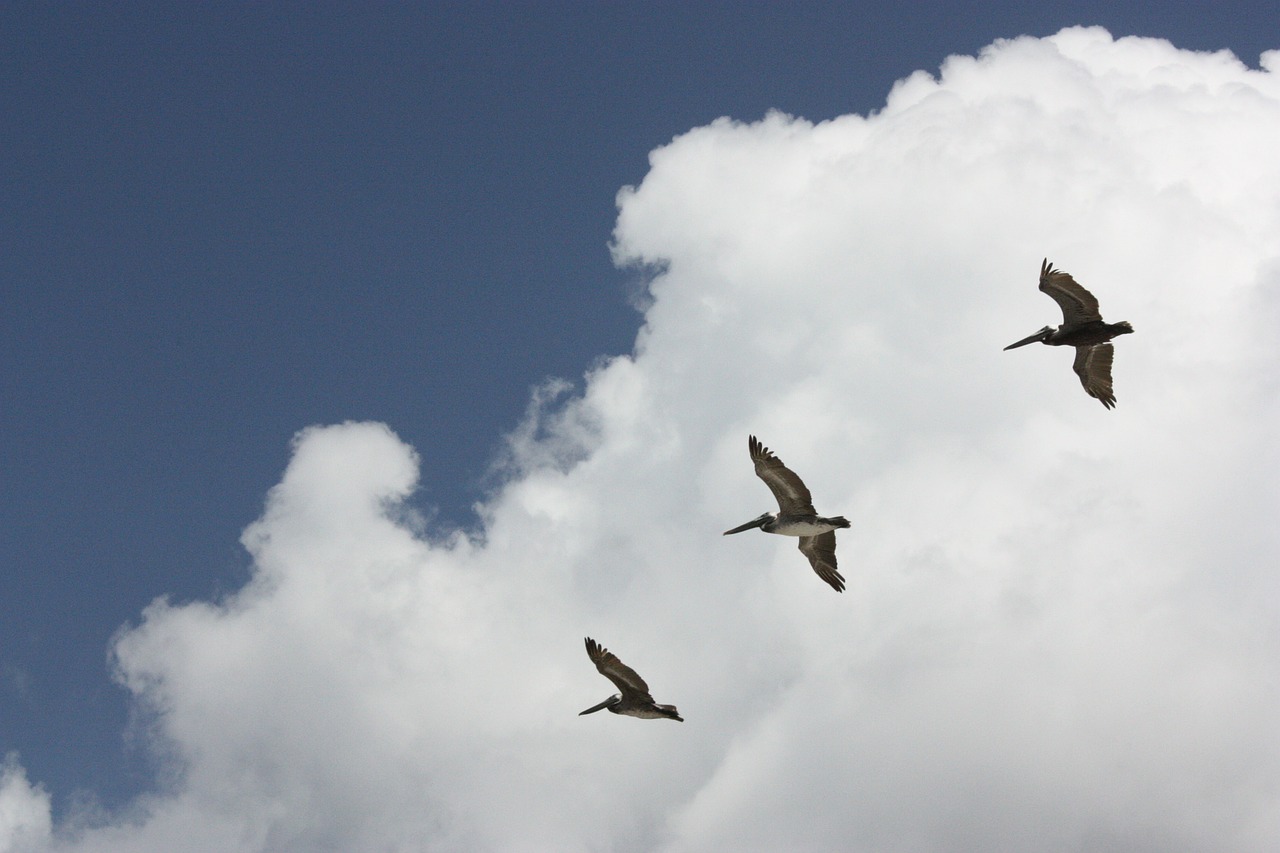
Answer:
2, 4, 1279, 851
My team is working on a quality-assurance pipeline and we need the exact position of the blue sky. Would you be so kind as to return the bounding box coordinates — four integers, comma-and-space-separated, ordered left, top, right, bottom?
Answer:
2, 4, 1278, 849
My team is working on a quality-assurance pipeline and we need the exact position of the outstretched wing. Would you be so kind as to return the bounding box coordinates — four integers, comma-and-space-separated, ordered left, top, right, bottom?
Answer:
1072, 344, 1117, 409
748, 435, 816, 516
1040, 258, 1103, 327
798, 532, 846, 593
584, 637, 654, 702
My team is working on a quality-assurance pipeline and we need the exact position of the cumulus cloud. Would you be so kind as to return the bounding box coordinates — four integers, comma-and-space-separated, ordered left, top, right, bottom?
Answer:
13, 26, 1280, 852
0, 755, 51, 853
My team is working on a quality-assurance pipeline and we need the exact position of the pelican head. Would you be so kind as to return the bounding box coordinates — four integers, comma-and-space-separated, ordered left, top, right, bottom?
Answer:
579, 694, 620, 715
1004, 326, 1054, 350
723, 512, 773, 535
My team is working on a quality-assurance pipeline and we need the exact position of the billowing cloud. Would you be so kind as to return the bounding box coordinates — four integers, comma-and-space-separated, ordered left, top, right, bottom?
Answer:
0, 756, 51, 853
11, 26, 1280, 853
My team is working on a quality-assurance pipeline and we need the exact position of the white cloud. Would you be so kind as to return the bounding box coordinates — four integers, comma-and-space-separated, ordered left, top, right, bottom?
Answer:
0, 755, 51, 853
17, 26, 1280, 852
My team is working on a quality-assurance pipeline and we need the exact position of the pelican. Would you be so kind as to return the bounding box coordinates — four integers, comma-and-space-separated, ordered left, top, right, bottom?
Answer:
579, 637, 683, 721
723, 435, 850, 593
1004, 258, 1135, 409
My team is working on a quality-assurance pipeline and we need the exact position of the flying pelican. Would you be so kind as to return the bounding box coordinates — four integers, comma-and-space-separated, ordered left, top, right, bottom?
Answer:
1004, 258, 1135, 409
579, 637, 683, 721
723, 435, 850, 593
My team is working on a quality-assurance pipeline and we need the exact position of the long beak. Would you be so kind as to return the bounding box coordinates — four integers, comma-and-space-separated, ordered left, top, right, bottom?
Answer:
723, 515, 768, 535
579, 698, 613, 716
1003, 329, 1049, 350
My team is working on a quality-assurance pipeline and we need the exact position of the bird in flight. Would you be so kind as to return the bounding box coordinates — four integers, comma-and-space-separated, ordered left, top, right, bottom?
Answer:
723, 435, 850, 593
1004, 258, 1134, 409
579, 638, 683, 721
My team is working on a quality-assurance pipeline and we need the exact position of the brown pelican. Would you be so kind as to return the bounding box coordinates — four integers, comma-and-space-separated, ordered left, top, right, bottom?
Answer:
723, 435, 850, 593
579, 637, 683, 721
1004, 259, 1135, 409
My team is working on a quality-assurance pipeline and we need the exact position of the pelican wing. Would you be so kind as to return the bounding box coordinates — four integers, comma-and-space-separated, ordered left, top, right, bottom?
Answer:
748, 435, 816, 515
584, 637, 654, 702
1072, 344, 1117, 409
798, 532, 846, 593
1040, 258, 1102, 327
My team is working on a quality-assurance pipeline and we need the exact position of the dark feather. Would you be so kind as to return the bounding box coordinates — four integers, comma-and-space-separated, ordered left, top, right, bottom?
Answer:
584, 637, 654, 703
1073, 343, 1117, 409
748, 435, 817, 516
798, 532, 846, 593
1039, 258, 1103, 327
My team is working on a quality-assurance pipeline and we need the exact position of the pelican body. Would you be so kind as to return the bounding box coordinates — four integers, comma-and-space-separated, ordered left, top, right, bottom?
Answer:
1005, 259, 1134, 409
579, 638, 683, 721
723, 435, 850, 593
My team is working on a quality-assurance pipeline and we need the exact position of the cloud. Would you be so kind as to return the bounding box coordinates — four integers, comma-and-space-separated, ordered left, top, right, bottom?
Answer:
13, 26, 1280, 852
0, 755, 51, 853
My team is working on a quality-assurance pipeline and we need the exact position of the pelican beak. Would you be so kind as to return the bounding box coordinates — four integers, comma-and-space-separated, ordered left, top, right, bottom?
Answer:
1003, 328, 1050, 350
723, 514, 769, 535
579, 698, 613, 716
